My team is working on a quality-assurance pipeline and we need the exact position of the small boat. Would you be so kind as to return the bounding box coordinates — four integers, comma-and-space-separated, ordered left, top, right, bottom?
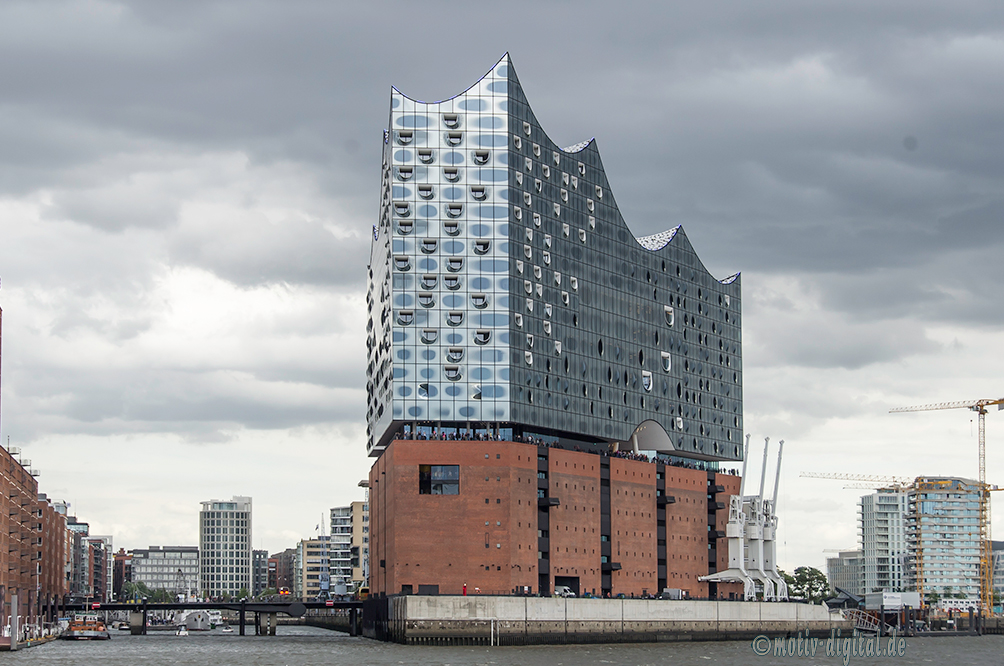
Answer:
176, 624, 190, 636
60, 613, 111, 640
221, 625, 234, 634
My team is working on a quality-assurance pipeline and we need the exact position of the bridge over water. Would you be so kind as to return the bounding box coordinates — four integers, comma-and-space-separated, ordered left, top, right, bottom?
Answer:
64, 600, 364, 636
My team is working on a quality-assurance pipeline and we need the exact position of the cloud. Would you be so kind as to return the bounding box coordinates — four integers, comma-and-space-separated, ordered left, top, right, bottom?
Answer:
169, 201, 368, 288
1, 0, 1003, 561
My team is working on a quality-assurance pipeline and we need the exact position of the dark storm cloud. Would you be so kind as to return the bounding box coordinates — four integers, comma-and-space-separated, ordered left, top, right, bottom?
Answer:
1, 0, 1003, 451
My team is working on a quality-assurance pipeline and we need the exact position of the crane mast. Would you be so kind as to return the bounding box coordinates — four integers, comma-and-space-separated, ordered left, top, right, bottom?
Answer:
891, 397, 1004, 616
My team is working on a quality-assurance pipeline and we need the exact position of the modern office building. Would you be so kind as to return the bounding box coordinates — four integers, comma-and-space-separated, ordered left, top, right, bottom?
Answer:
329, 501, 371, 593
859, 488, 909, 593
198, 496, 253, 598
825, 549, 864, 596
66, 516, 91, 599
294, 537, 331, 601
87, 535, 115, 602
267, 556, 278, 591
131, 546, 199, 597
252, 549, 269, 596
907, 478, 981, 601
350, 499, 370, 590
366, 55, 745, 599
330, 507, 353, 592
992, 541, 1004, 601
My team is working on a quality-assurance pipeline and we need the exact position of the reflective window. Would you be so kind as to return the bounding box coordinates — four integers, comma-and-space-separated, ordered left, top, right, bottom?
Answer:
418, 465, 460, 495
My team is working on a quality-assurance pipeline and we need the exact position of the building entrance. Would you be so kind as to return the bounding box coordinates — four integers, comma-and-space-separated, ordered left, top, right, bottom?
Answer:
554, 576, 580, 597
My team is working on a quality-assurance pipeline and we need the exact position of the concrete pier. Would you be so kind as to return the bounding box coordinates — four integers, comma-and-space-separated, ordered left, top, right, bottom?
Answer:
363, 596, 853, 646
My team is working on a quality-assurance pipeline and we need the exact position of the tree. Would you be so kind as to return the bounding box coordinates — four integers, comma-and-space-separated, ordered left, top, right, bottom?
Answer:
120, 581, 153, 601
786, 566, 830, 603
779, 569, 796, 593
259, 588, 277, 599
236, 587, 250, 600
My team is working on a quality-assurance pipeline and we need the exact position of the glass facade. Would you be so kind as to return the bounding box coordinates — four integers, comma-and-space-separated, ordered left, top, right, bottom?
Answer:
859, 490, 909, 592
366, 55, 743, 462
131, 546, 199, 596
907, 478, 981, 599
198, 496, 252, 598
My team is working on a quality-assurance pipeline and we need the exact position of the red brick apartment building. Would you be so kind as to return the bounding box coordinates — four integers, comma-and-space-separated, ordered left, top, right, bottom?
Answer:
370, 439, 740, 599
1, 305, 72, 637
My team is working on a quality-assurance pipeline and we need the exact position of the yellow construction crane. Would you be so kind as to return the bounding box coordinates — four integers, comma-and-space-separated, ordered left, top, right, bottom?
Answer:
891, 397, 1004, 616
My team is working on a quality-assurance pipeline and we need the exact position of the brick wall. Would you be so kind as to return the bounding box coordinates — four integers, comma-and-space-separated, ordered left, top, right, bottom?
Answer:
370, 440, 740, 599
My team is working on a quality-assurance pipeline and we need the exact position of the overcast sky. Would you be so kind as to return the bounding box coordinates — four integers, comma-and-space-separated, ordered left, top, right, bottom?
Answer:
1, 1, 1003, 571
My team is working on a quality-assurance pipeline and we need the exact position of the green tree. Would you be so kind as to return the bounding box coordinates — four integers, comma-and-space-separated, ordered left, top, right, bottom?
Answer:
779, 569, 796, 592
150, 588, 174, 603
259, 588, 277, 599
787, 566, 830, 603
236, 587, 249, 600
120, 581, 153, 601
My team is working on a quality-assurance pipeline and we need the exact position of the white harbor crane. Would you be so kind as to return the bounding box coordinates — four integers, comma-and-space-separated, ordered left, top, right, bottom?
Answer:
700, 435, 787, 601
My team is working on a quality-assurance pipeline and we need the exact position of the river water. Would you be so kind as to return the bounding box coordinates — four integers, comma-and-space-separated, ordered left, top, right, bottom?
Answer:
11, 625, 1004, 666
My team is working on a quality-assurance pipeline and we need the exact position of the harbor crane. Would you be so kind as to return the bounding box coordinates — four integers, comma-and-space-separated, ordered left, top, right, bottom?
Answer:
799, 472, 913, 488
800, 472, 914, 491
890, 397, 1004, 616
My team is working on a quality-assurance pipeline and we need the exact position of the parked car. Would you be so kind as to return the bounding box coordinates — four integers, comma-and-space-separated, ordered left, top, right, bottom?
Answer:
553, 586, 576, 598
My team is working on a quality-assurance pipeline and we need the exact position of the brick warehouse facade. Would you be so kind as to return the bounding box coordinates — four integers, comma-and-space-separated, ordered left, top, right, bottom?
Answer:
370, 439, 741, 598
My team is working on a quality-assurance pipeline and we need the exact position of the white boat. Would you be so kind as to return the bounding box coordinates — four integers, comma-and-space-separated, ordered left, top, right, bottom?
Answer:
176, 625, 189, 636
221, 625, 234, 634
174, 610, 214, 630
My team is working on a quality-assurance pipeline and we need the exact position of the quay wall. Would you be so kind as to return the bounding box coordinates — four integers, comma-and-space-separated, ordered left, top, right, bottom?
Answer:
362, 596, 852, 645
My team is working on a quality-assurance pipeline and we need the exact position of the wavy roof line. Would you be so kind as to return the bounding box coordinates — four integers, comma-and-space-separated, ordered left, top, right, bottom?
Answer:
561, 139, 594, 153
387, 53, 741, 288
390, 54, 509, 105
636, 226, 681, 251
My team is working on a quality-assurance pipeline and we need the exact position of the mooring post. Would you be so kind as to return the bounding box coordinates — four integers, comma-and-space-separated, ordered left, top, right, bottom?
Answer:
239, 600, 246, 636
255, 611, 260, 635
142, 598, 148, 635
350, 607, 358, 636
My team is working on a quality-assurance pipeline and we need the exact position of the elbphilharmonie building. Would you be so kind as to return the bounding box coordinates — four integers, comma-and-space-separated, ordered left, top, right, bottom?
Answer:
366, 55, 742, 463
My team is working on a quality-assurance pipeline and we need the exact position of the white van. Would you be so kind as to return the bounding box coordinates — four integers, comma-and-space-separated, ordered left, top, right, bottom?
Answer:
553, 586, 576, 598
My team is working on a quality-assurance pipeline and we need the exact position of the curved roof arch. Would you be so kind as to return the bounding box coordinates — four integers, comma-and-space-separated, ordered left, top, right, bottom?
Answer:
390, 53, 511, 106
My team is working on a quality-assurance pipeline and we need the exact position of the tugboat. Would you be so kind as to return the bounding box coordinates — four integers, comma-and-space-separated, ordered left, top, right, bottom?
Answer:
60, 613, 111, 640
